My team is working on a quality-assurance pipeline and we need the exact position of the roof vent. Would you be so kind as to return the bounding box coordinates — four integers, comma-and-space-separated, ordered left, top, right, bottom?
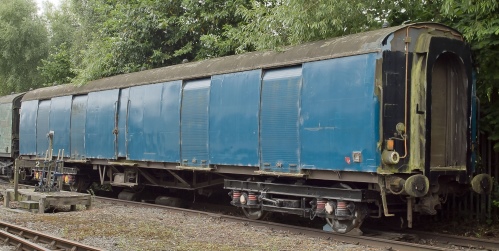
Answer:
382, 21, 390, 28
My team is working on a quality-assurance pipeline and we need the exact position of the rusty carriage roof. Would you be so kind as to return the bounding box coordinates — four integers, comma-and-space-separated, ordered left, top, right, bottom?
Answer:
22, 23, 462, 101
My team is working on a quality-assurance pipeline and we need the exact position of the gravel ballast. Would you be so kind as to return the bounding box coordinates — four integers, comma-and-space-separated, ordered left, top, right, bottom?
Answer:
0, 187, 380, 251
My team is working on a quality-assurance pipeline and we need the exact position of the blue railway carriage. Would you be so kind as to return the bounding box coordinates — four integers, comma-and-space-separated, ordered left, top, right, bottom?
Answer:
18, 23, 491, 233
0, 93, 23, 179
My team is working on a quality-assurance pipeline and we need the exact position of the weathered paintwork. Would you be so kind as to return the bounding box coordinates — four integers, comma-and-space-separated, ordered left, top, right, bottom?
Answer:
181, 79, 211, 167
117, 88, 129, 158
70, 95, 87, 159
23, 24, 462, 102
0, 93, 23, 157
0, 102, 13, 155
260, 67, 302, 173
36, 100, 51, 157
85, 90, 119, 159
300, 54, 379, 172
17, 23, 474, 181
49, 96, 72, 157
378, 29, 473, 178
19, 100, 38, 155
209, 70, 261, 166
127, 81, 181, 162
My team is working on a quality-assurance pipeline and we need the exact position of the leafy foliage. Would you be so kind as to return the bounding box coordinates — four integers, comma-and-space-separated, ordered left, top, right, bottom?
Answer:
38, 42, 75, 85
212, 0, 443, 52
38, 0, 254, 85
0, 0, 48, 94
217, 0, 386, 52
182, 0, 254, 59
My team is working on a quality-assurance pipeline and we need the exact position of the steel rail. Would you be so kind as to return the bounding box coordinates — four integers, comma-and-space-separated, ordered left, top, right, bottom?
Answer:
0, 229, 51, 251
0, 220, 104, 251
95, 196, 454, 251
402, 229, 499, 250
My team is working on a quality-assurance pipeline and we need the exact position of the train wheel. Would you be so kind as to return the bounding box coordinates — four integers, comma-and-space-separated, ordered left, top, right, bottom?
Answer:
326, 183, 368, 234
118, 190, 139, 201
242, 207, 267, 220
155, 196, 186, 208
326, 202, 368, 234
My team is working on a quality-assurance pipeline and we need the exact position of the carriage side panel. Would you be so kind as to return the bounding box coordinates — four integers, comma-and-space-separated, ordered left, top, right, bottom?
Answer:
49, 96, 72, 157
117, 88, 129, 158
209, 70, 261, 166
300, 53, 379, 172
36, 100, 51, 157
85, 90, 119, 159
19, 100, 38, 155
0, 102, 13, 156
181, 79, 211, 167
127, 81, 181, 162
260, 67, 302, 173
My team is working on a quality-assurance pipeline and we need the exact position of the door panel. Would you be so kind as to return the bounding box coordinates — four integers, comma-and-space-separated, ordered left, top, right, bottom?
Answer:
49, 96, 72, 157
430, 52, 467, 167
85, 90, 120, 159
36, 100, 51, 157
181, 79, 210, 167
71, 96, 87, 160
19, 100, 38, 155
209, 70, 261, 166
260, 67, 302, 173
127, 81, 181, 161
117, 88, 129, 158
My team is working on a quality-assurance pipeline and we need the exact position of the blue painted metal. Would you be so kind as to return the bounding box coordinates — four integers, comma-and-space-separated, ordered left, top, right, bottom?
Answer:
70, 95, 88, 159
181, 79, 210, 167
300, 54, 379, 172
260, 67, 302, 173
49, 96, 72, 157
157, 81, 181, 162
85, 89, 119, 159
209, 70, 261, 166
127, 81, 181, 162
36, 100, 51, 157
117, 88, 129, 157
19, 100, 38, 155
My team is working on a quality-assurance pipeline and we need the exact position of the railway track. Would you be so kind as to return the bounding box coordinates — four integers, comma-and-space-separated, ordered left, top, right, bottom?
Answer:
0, 220, 103, 251
96, 196, 498, 251
2, 180, 497, 251
403, 229, 499, 250
364, 229, 499, 250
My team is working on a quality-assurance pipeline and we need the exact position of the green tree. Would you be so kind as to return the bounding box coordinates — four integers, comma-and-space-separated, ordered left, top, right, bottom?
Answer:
213, 0, 442, 53
68, 0, 188, 84
38, 1, 79, 85
44, 0, 255, 85
182, 0, 254, 59
36, 0, 112, 85
220, 0, 386, 52
0, 0, 48, 94
38, 42, 75, 85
